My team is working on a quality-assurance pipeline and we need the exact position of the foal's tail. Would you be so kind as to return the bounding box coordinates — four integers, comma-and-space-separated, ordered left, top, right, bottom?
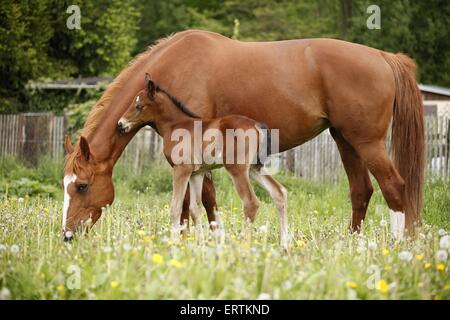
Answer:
255, 122, 271, 167
381, 52, 425, 231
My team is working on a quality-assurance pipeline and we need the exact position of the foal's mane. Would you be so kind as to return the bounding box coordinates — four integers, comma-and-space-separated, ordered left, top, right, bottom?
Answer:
81, 34, 177, 138
156, 86, 200, 119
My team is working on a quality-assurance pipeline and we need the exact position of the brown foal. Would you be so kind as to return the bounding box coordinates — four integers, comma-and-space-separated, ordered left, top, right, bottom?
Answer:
118, 74, 289, 246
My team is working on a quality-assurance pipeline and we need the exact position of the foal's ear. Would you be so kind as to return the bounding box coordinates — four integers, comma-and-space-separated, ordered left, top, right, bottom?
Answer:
79, 136, 90, 161
145, 73, 156, 99
64, 135, 74, 154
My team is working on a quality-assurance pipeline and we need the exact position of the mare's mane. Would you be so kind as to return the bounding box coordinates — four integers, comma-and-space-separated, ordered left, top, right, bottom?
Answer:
81, 34, 177, 138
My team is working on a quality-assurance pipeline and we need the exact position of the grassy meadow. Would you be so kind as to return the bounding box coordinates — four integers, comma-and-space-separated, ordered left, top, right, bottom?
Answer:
0, 157, 449, 300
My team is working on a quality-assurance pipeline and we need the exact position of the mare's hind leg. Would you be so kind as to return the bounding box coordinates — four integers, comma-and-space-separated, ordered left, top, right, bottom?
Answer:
250, 166, 289, 248
330, 128, 374, 232
353, 141, 406, 239
225, 165, 260, 222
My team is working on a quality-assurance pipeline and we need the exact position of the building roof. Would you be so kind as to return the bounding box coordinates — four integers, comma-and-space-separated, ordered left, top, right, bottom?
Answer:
419, 84, 450, 97
28, 77, 113, 90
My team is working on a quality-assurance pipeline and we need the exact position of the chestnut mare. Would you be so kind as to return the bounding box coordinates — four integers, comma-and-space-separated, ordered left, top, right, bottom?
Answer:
62, 30, 424, 241
117, 74, 288, 246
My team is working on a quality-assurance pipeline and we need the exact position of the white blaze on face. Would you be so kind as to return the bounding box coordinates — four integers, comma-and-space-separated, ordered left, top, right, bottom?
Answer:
390, 210, 405, 240
63, 174, 77, 231
136, 96, 140, 103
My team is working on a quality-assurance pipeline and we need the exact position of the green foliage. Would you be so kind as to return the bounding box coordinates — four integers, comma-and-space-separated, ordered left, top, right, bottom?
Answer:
0, 0, 140, 112
0, 156, 62, 197
66, 99, 97, 134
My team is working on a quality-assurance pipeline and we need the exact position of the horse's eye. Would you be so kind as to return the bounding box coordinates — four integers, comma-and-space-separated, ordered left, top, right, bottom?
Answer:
136, 104, 143, 111
76, 183, 89, 193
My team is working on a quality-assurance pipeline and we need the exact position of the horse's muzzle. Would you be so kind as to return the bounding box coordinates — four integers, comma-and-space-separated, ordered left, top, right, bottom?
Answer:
63, 230, 74, 242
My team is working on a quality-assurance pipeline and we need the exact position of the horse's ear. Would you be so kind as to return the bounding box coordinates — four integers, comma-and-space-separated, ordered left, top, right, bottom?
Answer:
145, 73, 156, 99
64, 135, 74, 154
79, 136, 90, 161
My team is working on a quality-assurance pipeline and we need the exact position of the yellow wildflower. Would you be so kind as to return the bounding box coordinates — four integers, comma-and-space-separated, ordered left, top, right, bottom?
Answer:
436, 263, 445, 271
296, 240, 303, 248
168, 259, 182, 268
444, 284, 450, 291
415, 255, 424, 261
376, 280, 389, 294
382, 248, 389, 256
152, 254, 164, 264
424, 262, 432, 269
137, 230, 146, 236
143, 236, 152, 243
110, 281, 119, 288
56, 285, 65, 292
345, 281, 357, 289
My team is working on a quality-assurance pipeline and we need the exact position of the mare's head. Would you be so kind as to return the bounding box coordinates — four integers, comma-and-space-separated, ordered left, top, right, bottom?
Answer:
117, 73, 160, 133
62, 136, 114, 241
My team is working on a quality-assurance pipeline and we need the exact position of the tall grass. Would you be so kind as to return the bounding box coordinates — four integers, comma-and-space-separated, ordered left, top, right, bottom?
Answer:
0, 157, 448, 299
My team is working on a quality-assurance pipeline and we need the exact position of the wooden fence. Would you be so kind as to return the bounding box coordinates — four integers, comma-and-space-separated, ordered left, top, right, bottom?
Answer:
0, 113, 66, 164
1, 113, 449, 181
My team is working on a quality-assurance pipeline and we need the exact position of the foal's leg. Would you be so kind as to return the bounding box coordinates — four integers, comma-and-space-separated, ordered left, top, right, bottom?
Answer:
330, 128, 374, 232
225, 165, 260, 222
170, 166, 193, 239
250, 167, 290, 248
180, 174, 217, 235
189, 173, 204, 229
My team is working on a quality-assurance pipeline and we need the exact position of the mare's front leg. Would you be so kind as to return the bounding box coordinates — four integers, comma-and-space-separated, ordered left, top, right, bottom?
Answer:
170, 165, 193, 240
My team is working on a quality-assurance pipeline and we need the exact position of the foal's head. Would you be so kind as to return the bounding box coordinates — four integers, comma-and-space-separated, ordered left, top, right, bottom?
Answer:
62, 136, 114, 241
118, 73, 161, 133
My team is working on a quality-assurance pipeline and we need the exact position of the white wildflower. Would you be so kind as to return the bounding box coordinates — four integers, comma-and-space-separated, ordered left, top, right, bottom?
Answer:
5, 213, 12, 220
356, 246, 366, 254
102, 246, 112, 253
379, 219, 387, 227
122, 243, 132, 251
0, 244, 6, 252
17, 197, 24, 203
259, 225, 268, 233
257, 292, 271, 300
282, 280, 292, 290
0, 287, 11, 300
438, 229, 447, 236
436, 250, 448, 262
439, 235, 450, 249
368, 241, 378, 251
398, 251, 413, 261
10, 244, 19, 254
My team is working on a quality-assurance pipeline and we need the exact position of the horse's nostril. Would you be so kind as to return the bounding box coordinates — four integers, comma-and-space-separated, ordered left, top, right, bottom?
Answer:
63, 235, 73, 242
